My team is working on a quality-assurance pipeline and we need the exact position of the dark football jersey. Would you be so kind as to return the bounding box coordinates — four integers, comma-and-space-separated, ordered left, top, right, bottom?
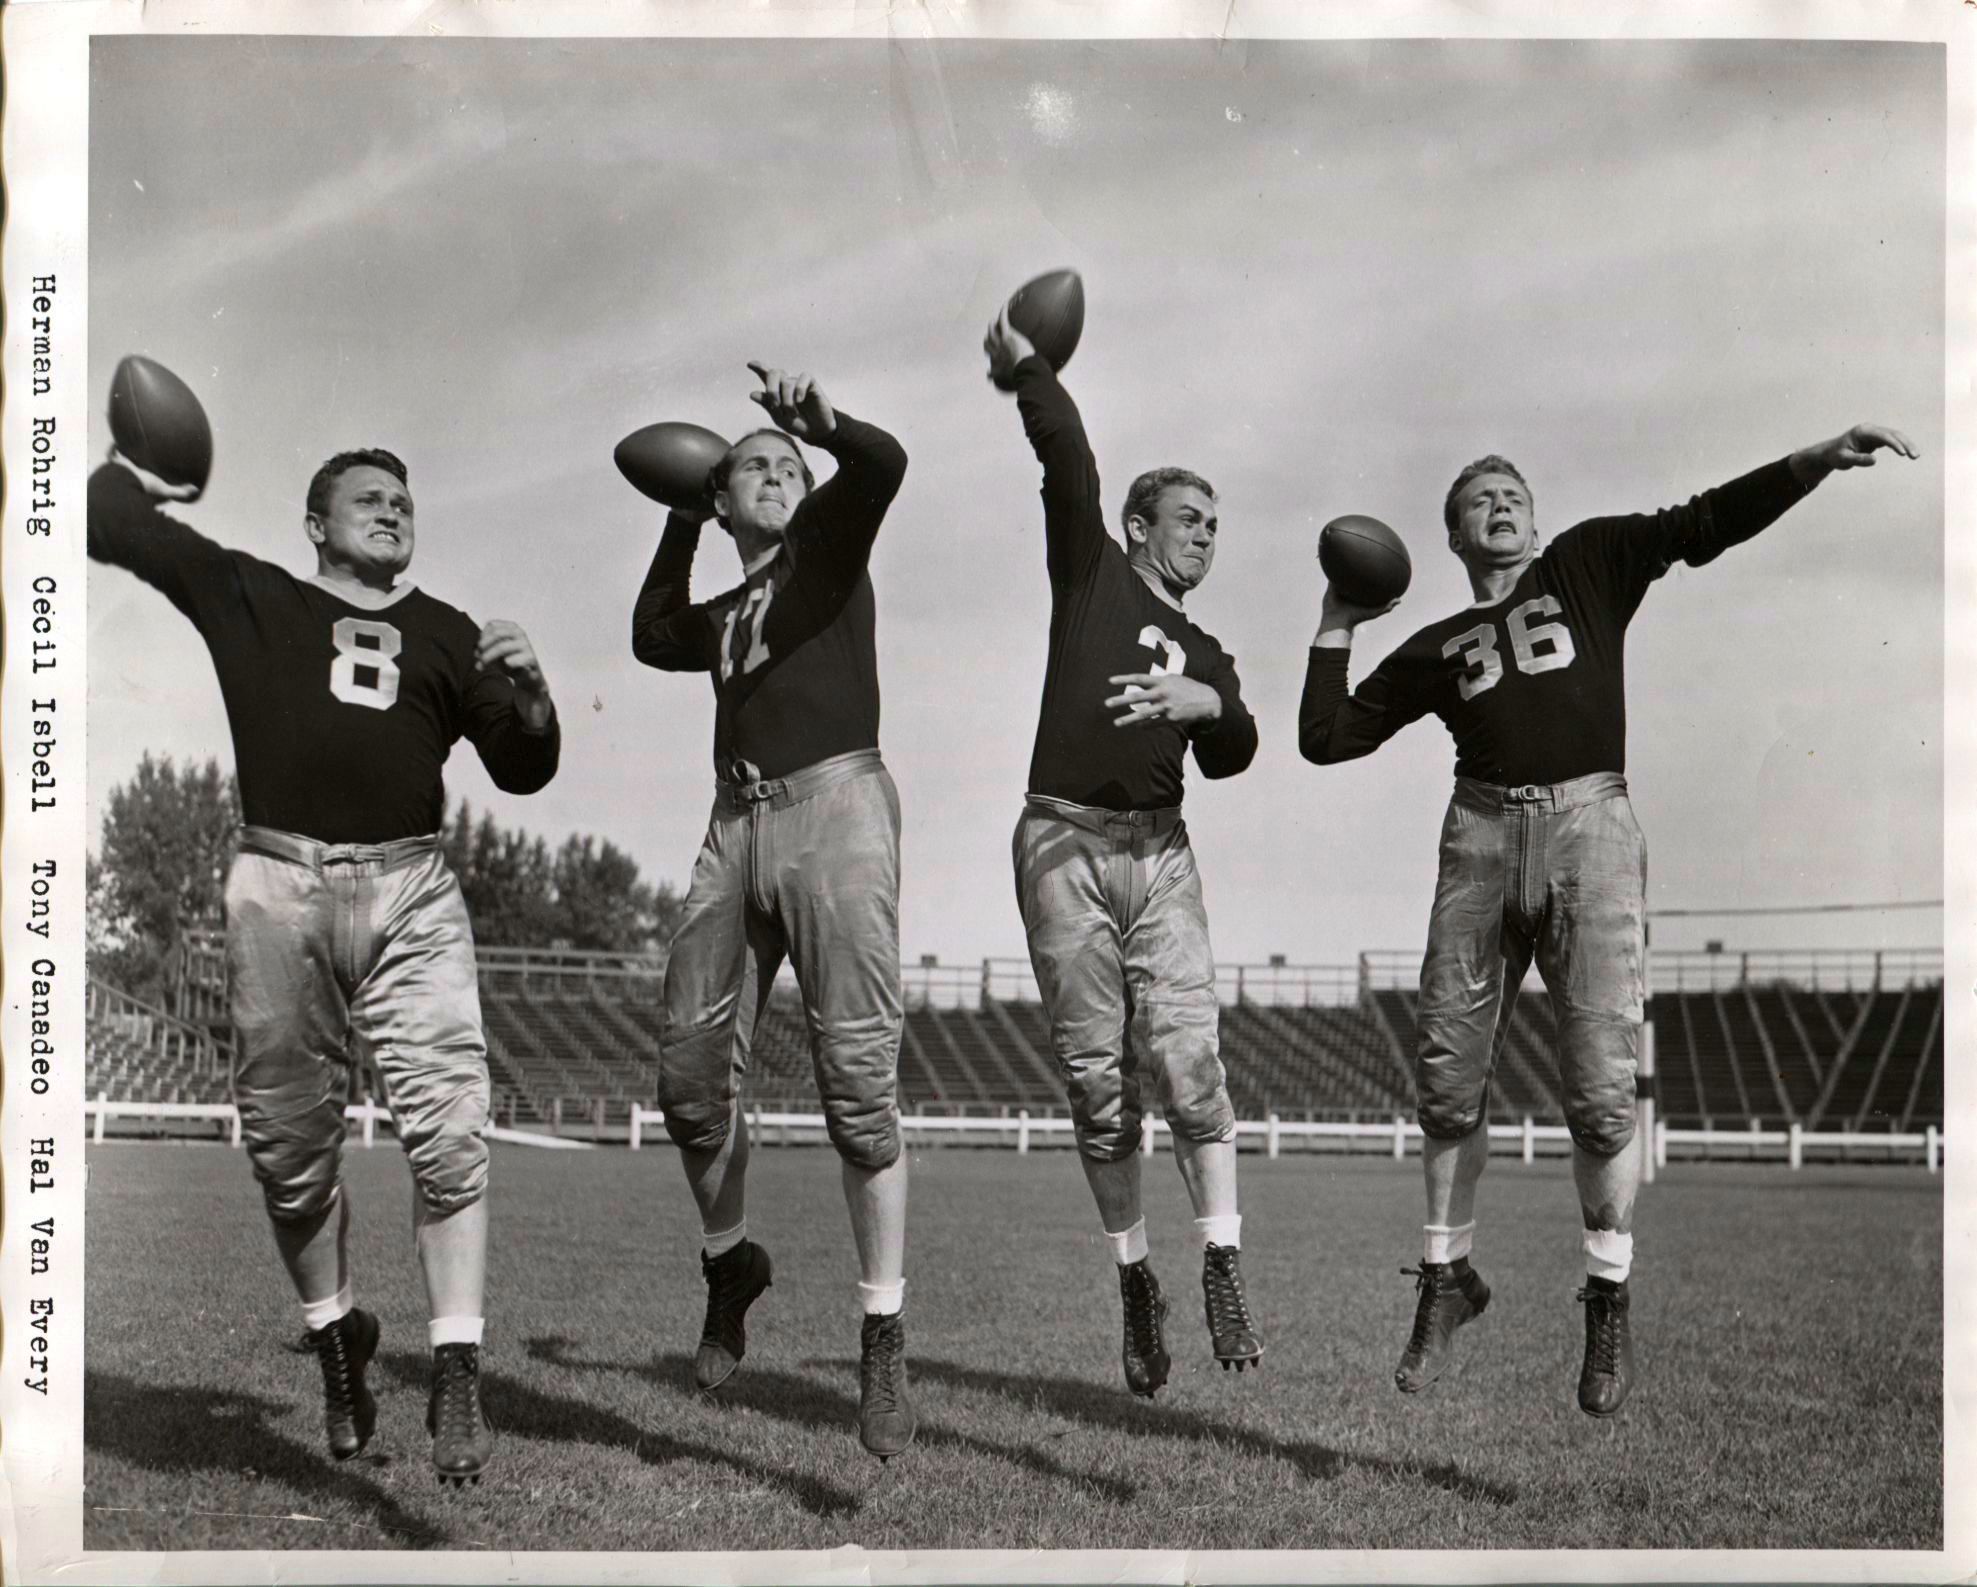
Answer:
631, 413, 907, 781
1011, 357, 1257, 810
1299, 459, 1808, 784
89, 463, 561, 843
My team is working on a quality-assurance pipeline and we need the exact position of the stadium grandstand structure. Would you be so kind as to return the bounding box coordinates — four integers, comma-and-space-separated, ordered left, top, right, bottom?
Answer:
88, 932, 1943, 1164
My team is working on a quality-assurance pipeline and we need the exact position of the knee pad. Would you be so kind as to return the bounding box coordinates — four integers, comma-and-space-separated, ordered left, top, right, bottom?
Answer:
661, 1098, 733, 1156
825, 1099, 902, 1172
1558, 1014, 1638, 1158
245, 1097, 347, 1224
406, 1122, 489, 1215
1074, 1106, 1144, 1163
1416, 1098, 1487, 1141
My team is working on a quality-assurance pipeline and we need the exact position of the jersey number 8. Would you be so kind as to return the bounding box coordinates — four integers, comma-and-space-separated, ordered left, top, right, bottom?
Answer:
330, 617, 403, 710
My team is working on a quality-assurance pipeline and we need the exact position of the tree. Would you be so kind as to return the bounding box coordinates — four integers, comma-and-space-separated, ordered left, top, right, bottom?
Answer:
88, 754, 240, 1003
443, 801, 677, 951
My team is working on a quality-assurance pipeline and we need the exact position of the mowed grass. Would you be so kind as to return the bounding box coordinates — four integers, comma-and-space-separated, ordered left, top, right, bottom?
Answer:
85, 1140, 1940, 1553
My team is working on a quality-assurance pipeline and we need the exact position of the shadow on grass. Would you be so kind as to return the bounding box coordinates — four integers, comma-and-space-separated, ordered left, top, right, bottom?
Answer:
373, 1349, 861, 1520
889, 1356, 1519, 1507
84, 1369, 446, 1548
523, 1337, 1139, 1505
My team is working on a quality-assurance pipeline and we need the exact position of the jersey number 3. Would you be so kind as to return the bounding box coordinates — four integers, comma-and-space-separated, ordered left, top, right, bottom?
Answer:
1441, 595, 1576, 701
330, 617, 403, 710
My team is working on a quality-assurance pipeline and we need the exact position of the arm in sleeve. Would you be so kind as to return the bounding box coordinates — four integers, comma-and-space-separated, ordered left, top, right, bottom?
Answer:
1298, 644, 1426, 765
1572, 457, 1812, 595
1011, 355, 1110, 592
1190, 649, 1259, 780
87, 461, 239, 626
785, 411, 908, 597
462, 672, 562, 794
630, 511, 717, 671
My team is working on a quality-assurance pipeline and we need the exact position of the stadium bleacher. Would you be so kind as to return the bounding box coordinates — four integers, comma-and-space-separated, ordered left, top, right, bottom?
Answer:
90, 938, 1942, 1145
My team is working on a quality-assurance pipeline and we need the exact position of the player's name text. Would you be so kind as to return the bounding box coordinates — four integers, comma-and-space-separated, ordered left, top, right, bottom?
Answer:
26, 275, 56, 534
23, 956, 56, 1097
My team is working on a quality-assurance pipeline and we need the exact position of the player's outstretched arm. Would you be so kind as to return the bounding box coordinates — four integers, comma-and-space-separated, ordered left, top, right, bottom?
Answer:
756, 361, 907, 586
632, 505, 717, 672
1787, 424, 1920, 491
1299, 573, 1425, 765
466, 618, 560, 792
87, 451, 237, 619
985, 310, 1107, 590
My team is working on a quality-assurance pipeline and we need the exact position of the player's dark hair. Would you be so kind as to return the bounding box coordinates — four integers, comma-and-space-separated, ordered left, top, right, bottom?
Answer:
1443, 455, 1532, 534
707, 430, 815, 530
1121, 467, 1216, 534
307, 449, 410, 519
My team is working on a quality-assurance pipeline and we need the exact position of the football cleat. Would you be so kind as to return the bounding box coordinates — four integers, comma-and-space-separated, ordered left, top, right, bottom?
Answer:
427, 1341, 494, 1485
1394, 1258, 1491, 1393
1118, 1258, 1173, 1397
694, 1239, 773, 1392
857, 1308, 916, 1460
1201, 1243, 1264, 1371
1575, 1276, 1636, 1417
297, 1307, 379, 1461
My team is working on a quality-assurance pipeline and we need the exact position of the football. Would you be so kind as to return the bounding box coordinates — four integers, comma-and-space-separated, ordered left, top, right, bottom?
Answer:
1319, 514, 1412, 606
108, 354, 214, 496
1005, 268, 1085, 379
613, 421, 732, 512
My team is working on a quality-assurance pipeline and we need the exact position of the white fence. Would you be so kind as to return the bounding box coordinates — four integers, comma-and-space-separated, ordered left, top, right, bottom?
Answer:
623, 1104, 1941, 1173
85, 1096, 592, 1151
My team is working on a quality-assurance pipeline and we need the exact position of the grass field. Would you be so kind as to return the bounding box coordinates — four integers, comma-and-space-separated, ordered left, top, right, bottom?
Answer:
85, 1140, 1941, 1554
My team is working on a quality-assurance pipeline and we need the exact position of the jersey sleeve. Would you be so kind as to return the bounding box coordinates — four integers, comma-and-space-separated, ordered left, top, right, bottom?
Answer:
1190, 645, 1259, 780
631, 511, 718, 672
784, 411, 909, 602
459, 659, 562, 794
87, 461, 248, 630
1298, 642, 1431, 765
1011, 355, 1110, 592
1558, 457, 1811, 605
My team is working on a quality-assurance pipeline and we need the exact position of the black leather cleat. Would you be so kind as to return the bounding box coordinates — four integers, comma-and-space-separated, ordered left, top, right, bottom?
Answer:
1394, 1258, 1491, 1393
1118, 1258, 1173, 1397
694, 1240, 773, 1392
857, 1309, 917, 1460
427, 1341, 494, 1484
296, 1307, 379, 1461
1575, 1275, 1636, 1417
1201, 1243, 1264, 1371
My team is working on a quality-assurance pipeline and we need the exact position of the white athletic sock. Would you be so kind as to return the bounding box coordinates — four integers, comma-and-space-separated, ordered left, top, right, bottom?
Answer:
702, 1220, 747, 1259
1424, 1221, 1475, 1265
1194, 1213, 1242, 1251
429, 1315, 485, 1348
858, 1280, 905, 1317
1104, 1218, 1150, 1267
301, 1281, 352, 1334
1583, 1228, 1634, 1283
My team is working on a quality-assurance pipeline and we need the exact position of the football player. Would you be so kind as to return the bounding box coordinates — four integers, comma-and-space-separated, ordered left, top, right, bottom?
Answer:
1300, 422, 1918, 1415
88, 439, 562, 1482
631, 362, 915, 1459
984, 313, 1263, 1398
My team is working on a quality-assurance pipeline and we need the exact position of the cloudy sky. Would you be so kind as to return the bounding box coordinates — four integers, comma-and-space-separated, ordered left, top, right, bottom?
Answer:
86, 29, 1945, 967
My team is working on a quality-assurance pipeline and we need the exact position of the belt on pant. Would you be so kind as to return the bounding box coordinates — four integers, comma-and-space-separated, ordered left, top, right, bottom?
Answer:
238, 825, 440, 872
1452, 771, 1627, 815
1024, 793, 1184, 839
715, 747, 883, 813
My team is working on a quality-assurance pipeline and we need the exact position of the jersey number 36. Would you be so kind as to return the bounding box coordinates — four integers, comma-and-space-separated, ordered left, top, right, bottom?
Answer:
1441, 595, 1575, 701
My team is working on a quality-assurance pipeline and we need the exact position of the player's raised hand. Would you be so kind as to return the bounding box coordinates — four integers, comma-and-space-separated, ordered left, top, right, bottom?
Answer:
109, 445, 202, 503
1791, 424, 1920, 488
984, 308, 1037, 393
1320, 584, 1404, 629
747, 362, 836, 440
476, 619, 554, 728
1105, 672, 1222, 730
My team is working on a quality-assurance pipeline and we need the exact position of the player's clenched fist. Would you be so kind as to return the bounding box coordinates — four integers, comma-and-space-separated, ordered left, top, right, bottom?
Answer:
476, 619, 554, 728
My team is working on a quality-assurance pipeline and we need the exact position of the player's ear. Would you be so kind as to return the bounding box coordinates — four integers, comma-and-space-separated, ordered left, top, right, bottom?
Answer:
1124, 515, 1149, 548
713, 488, 732, 528
304, 513, 327, 547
